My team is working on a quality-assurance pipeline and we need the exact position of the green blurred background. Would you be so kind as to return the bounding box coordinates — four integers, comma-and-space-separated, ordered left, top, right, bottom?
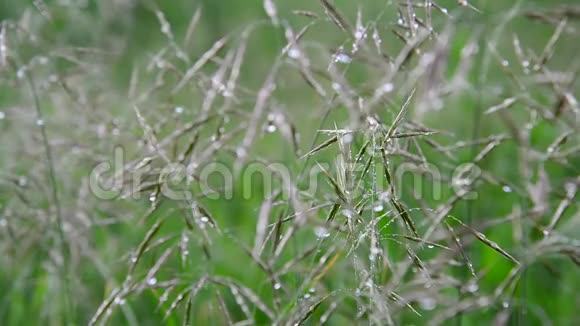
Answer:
1, 0, 579, 325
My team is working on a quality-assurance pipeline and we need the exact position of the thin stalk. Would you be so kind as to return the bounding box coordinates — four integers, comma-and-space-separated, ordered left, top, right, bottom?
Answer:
24, 69, 73, 324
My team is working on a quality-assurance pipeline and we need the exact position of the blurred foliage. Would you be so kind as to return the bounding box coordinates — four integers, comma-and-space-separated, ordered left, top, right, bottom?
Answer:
1, 0, 579, 325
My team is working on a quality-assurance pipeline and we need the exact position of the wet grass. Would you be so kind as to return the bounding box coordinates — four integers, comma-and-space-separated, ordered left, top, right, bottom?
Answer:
0, 1, 579, 325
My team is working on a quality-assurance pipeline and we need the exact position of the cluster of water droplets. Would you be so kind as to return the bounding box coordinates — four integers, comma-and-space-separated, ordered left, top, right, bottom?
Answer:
352, 23, 367, 54
369, 246, 382, 262
180, 232, 190, 262
522, 60, 531, 74
113, 296, 126, 306
301, 287, 316, 300
332, 45, 352, 65
264, 112, 283, 134
148, 192, 157, 203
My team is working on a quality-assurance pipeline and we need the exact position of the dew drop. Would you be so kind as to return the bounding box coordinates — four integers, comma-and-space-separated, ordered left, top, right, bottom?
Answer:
236, 147, 247, 159
114, 297, 126, 305
0, 111, 5, 120
331, 82, 342, 92
502, 185, 512, 193
223, 89, 233, 98
381, 82, 394, 93
373, 30, 381, 44
288, 47, 301, 59
565, 182, 577, 196
266, 124, 277, 133
314, 226, 330, 239
419, 297, 436, 310
502, 301, 510, 309
174, 106, 184, 114
342, 133, 353, 144
351, 44, 359, 55
17, 67, 26, 79
365, 279, 374, 288
501, 60, 509, 67
467, 262, 475, 271
341, 209, 353, 218
37, 56, 49, 65
161, 25, 170, 36
35, 119, 44, 126
334, 53, 352, 64
542, 229, 550, 237
274, 283, 282, 290
373, 204, 384, 212
466, 282, 479, 293
147, 277, 158, 286
18, 176, 27, 187
427, 245, 434, 249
